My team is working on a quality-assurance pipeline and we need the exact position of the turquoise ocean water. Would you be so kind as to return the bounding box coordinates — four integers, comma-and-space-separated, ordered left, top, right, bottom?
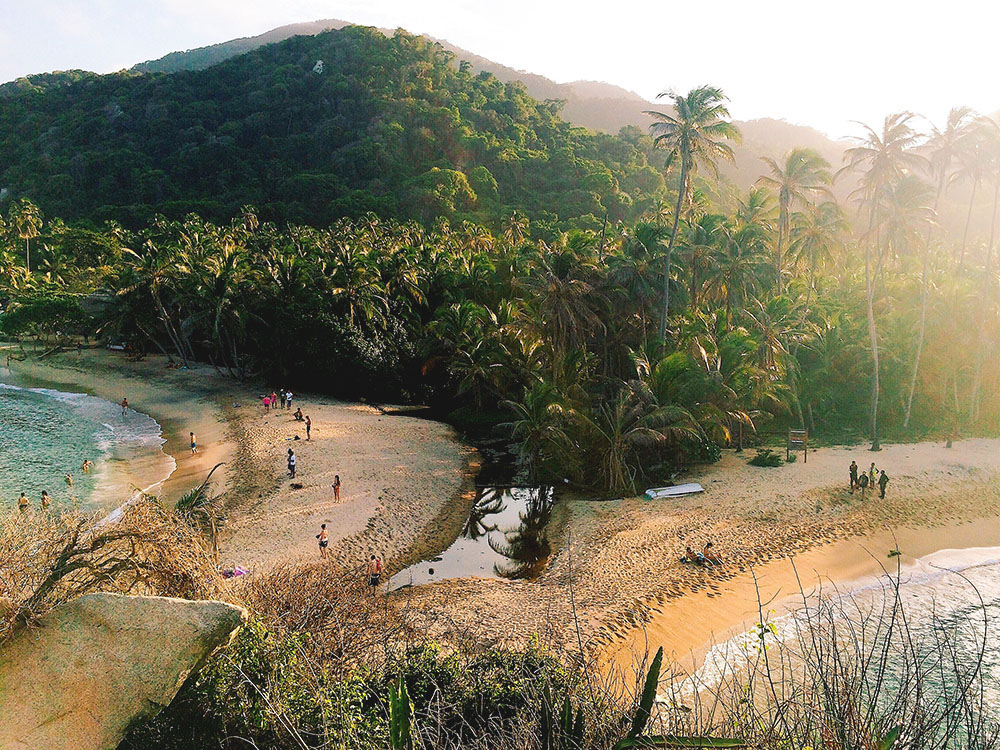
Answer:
0, 381, 175, 512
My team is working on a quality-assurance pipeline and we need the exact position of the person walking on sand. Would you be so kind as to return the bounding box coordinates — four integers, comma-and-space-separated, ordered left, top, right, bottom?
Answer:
316, 523, 329, 558
18, 492, 28, 512
285, 390, 293, 410
878, 470, 890, 499
190, 432, 198, 454
849, 460, 859, 493
332, 474, 341, 501
41, 491, 51, 509
120, 397, 129, 417
263, 395, 270, 413
287, 449, 296, 478
367, 554, 383, 594
271, 391, 278, 410
305, 415, 311, 440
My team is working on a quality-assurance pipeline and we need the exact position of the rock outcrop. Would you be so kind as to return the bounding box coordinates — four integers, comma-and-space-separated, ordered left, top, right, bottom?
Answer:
0, 593, 246, 750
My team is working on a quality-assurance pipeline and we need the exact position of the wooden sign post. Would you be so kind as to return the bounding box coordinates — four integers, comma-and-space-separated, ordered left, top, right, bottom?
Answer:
788, 429, 808, 463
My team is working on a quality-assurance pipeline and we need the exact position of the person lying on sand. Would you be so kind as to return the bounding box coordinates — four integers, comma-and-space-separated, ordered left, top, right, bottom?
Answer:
703, 541, 722, 565
682, 546, 706, 565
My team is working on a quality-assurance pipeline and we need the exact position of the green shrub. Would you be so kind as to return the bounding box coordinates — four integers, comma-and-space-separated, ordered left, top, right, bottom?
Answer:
747, 448, 784, 467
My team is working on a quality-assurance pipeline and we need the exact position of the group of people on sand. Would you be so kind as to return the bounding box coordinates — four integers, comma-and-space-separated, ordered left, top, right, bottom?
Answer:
263, 388, 294, 412
849, 460, 890, 498
682, 541, 722, 566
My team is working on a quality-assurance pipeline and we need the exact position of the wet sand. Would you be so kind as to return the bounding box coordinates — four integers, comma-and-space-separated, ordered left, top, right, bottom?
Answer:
2, 347, 477, 575
3, 349, 233, 503
400, 441, 1000, 662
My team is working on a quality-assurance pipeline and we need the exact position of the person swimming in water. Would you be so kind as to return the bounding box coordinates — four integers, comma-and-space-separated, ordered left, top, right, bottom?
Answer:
41, 491, 51, 509
65, 474, 73, 487
81, 459, 94, 473
18, 492, 28, 512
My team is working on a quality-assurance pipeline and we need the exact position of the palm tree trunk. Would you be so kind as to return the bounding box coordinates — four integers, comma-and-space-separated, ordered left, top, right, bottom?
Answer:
776, 203, 787, 294
865, 212, 881, 451
659, 161, 687, 341
25, 238, 30, 275
903, 173, 947, 429
959, 180, 978, 270
152, 287, 188, 367
968, 178, 999, 423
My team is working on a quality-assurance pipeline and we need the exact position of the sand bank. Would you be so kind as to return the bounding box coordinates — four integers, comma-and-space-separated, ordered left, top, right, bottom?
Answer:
1, 347, 477, 575
399, 439, 1000, 661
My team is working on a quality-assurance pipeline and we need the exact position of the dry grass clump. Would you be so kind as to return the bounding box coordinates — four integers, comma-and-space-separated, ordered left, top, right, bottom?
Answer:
237, 561, 410, 669
0, 498, 221, 642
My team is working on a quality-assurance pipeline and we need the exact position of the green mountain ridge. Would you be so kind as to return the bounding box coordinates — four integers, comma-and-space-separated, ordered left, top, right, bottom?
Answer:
0, 25, 681, 230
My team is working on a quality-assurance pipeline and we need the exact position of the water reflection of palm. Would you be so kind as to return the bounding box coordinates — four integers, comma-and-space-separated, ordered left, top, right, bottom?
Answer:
462, 489, 505, 540
490, 488, 554, 580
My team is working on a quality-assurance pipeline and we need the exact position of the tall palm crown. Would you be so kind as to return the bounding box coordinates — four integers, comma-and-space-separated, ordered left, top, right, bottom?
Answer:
843, 112, 927, 212
757, 148, 832, 293
926, 106, 976, 196
645, 86, 739, 339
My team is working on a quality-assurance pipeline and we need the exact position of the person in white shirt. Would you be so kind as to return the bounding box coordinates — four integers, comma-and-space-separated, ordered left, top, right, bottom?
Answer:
287, 448, 297, 478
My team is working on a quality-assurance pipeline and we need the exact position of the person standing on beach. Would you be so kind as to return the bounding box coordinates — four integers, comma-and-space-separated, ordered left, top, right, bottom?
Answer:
849, 460, 859, 493
869, 462, 878, 489
305, 415, 311, 440
285, 390, 293, 410
190, 432, 198, 454
316, 523, 329, 558
121, 397, 129, 417
367, 554, 382, 594
287, 449, 296, 478
878, 470, 890, 499
271, 391, 278, 410
279, 388, 286, 408
18, 492, 28, 512
332, 474, 341, 501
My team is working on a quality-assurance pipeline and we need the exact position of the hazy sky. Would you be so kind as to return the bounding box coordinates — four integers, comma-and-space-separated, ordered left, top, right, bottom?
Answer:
2, 0, 997, 137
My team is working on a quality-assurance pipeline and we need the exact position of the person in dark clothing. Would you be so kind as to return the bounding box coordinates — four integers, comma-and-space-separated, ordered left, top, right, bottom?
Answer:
849, 460, 859, 493
878, 470, 890, 499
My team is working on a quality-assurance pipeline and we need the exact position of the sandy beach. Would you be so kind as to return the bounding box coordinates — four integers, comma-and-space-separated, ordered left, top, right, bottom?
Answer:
6, 347, 1000, 677
1, 348, 477, 574
399, 440, 1000, 667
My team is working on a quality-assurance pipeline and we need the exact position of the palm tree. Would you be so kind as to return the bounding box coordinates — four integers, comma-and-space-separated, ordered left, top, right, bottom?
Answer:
842, 112, 926, 450
502, 382, 573, 482
757, 148, 833, 293
952, 122, 989, 269
789, 201, 847, 311
968, 117, 1000, 423
645, 86, 739, 339
577, 387, 701, 493
903, 107, 976, 428
8, 198, 42, 274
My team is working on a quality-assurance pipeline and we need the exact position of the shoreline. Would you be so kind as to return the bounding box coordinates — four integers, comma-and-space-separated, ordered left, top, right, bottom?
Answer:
601, 513, 1000, 680
0, 348, 479, 576
1, 349, 234, 506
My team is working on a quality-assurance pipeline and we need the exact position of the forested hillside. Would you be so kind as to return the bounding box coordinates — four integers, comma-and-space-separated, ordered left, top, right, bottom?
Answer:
0, 26, 668, 231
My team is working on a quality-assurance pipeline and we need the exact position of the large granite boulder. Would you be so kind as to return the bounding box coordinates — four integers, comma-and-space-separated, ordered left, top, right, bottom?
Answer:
0, 593, 246, 750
